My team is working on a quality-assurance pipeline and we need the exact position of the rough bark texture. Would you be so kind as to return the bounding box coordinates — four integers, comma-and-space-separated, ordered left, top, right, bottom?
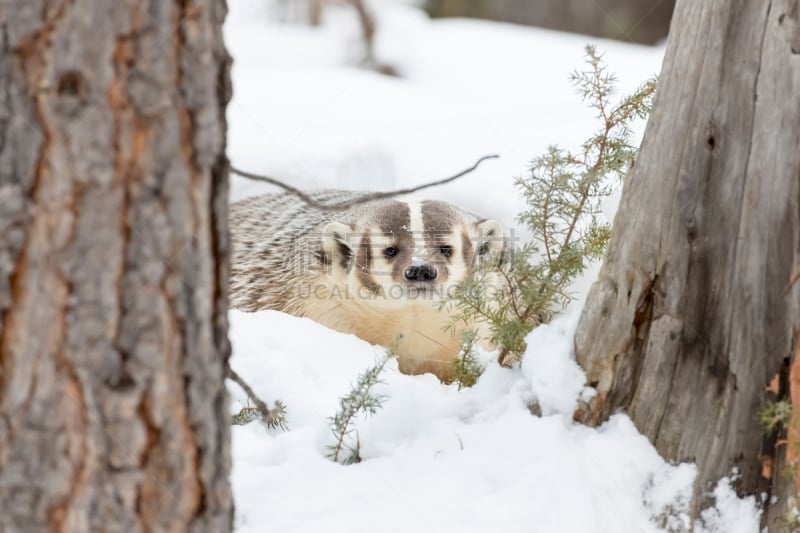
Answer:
0, 1, 233, 531
427, 0, 676, 45
574, 0, 800, 526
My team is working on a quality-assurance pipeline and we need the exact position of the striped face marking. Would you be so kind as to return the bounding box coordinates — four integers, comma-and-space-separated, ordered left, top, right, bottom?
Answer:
325, 198, 498, 304
369, 200, 465, 289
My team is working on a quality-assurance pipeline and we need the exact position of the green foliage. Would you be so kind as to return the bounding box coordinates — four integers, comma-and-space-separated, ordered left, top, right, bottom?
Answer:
758, 399, 800, 528
759, 399, 793, 434
231, 407, 261, 426
781, 499, 800, 531
231, 401, 288, 430
328, 347, 397, 464
227, 365, 288, 429
450, 330, 485, 390
444, 45, 656, 363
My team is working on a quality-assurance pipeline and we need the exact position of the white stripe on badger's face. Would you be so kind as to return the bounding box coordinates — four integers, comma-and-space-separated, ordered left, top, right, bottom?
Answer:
404, 199, 426, 265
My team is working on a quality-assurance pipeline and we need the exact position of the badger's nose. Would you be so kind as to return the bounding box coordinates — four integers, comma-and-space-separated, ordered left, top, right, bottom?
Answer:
405, 265, 437, 282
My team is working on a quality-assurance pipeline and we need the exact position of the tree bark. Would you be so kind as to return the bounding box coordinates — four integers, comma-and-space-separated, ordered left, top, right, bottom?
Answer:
0, 1, 233, 531
574, 0, 800, 526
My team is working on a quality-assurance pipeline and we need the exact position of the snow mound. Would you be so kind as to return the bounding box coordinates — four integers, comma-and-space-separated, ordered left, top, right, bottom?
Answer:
228, 309, 759, 533
231, 311, 693, 533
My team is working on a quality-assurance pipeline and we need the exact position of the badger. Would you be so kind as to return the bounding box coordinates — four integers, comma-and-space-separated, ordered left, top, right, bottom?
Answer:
229, 190, 503, 381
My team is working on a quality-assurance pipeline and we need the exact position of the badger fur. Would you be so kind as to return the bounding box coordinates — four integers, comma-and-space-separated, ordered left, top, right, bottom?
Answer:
229, 190, 503, 381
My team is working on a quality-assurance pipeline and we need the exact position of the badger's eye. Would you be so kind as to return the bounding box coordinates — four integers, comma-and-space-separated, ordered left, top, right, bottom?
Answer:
438, 245, 453, 258
384, 246, 399, 259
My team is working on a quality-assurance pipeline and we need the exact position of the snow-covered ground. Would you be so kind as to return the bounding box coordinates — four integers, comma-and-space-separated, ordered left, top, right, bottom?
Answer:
224, 2, 761, 531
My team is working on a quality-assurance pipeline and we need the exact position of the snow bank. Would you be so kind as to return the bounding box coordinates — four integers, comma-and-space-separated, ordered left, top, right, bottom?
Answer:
229, 311, 677, 533
229, 309, 759, 532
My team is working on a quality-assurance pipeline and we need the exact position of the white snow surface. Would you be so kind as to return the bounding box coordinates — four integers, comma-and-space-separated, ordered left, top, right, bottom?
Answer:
225, 2, 762, 532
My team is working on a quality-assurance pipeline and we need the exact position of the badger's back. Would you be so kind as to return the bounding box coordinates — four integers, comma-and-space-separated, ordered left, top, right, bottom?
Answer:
229, 190, 382, 312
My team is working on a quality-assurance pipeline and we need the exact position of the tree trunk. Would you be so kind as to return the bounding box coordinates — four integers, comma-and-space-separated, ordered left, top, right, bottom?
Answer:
574, 0, 800, 526
0, 1, 233, 531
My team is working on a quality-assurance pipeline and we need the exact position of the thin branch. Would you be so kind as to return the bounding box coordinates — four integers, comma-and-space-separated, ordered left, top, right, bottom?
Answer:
230, 154, 499, 211
541, 163, 556, 265
558, 120, 611, 260
349, 0, 375, 59
498, 263, 521, 319
787, 267, 800, 294
226, 364, 286, 429
331, 411, 356, 463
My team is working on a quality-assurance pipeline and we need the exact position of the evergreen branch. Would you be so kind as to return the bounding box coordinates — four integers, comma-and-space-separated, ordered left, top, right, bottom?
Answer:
759, 400, 793, 434
539, 156, 558, 265
227, 364, 288, 430
328, 348, 396, 463
498, 262, 521, 318
450, 331, 484, 390
445, 46, 656, 363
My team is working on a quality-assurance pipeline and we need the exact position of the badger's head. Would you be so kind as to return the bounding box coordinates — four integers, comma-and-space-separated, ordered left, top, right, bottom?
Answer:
321, 199, 503, 305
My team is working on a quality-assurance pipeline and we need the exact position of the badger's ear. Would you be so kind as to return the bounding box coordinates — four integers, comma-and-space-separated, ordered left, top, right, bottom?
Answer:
323, 221, 354, 269
475, 219, 504, 260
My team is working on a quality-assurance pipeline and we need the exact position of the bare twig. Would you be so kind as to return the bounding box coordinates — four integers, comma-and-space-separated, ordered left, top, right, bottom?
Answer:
787, 267, 800, 294
226, 364, 287, 429
230, 154, 499, 211
349, 0, 375, 60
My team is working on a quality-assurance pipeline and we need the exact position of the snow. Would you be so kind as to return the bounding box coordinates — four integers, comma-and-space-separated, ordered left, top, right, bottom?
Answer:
224, 2, 762, 532
695, 478, 763, 533
521, 310, 589, 415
